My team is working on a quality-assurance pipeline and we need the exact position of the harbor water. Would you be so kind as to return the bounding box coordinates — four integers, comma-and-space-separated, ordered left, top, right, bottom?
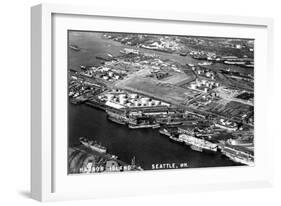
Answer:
68, 104, 241, 170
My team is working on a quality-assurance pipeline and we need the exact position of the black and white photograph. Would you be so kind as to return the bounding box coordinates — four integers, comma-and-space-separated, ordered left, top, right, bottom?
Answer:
67, 31, 255, 174
2, 0, 280, 204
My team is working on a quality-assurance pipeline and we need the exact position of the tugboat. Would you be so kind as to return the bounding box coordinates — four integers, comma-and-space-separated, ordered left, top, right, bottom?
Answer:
159, 128, 170, 136
79, 137, 107, 153
69, 44, 81, 51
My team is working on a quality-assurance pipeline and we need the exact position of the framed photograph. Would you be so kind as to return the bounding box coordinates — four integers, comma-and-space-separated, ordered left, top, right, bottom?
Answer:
31, 3, 274, 201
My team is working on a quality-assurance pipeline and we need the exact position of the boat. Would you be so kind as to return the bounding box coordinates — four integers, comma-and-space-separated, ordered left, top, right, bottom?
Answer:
69, 44, 80, 51
198, 61, 212, 66
159, 128, 171, 136
169, 135, 184, 143
106, 110, 128, 125
152, 124, 161, 129
223, 152, 254, 166
179, 134, 218, 152
70, 98, 83, 105
243, 63, 254, 68
79, 137, 107, 153
165, 121, 183, 126
190, 145, 204, 152
120, 48, 139, 55
110, 154, 118, 160
108, 116, 127, 125
96, 56, 111, 61
221, 146, 254, 166
128, 123, 160, 129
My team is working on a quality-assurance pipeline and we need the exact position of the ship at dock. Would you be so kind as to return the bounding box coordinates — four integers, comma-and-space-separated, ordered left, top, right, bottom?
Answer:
159, 128, 171, 136
159, 128, 184, 143
128, 122, 160, 129
79, 137, 107, 153
221, 145, 254, 166
106, 109, 128, 125
179, 134, 218, 152
108, 116, 127, 125
69, 44, 81, 51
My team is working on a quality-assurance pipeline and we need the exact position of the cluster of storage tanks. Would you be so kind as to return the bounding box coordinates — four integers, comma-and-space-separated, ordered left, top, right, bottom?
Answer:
101, 91, 170, 108
189, 79, 220, 93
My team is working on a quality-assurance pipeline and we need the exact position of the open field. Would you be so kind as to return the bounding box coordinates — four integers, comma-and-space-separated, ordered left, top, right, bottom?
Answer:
114, 76, 196, 105
119, 79, 193, 104
113, 67, 199, 105
158, 70, 195, 85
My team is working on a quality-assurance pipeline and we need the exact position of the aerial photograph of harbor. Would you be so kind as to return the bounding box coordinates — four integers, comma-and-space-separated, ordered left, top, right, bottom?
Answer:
67, 30, 254, 174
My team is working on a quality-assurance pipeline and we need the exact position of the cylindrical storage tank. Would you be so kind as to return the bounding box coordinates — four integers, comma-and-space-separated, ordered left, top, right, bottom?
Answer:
141, 98, 149, 104
107, 94, 114, 100
191, 84, 196, 89
119, 94, 126, 98
154, 100, 160, 106
120, 99, 126, 104
130, 93, 137, 98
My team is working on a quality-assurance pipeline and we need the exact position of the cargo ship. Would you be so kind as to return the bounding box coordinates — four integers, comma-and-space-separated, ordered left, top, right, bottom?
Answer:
179, 134, 218, 152
128, 123, 160, 129
79, 137, 107, 153
224, 60, 246, 65
106, 110, 128, 125
164, 121, 183, 126
221, 146, 254, 166
120, 48, 139, 55
107, 116, 127, 125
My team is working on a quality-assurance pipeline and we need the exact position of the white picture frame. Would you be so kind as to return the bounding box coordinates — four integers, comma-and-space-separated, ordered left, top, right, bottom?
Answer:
31, 3, 274, 202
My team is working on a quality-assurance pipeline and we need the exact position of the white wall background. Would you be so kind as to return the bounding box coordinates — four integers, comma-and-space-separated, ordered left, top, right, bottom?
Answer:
0, 0, 280, 205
